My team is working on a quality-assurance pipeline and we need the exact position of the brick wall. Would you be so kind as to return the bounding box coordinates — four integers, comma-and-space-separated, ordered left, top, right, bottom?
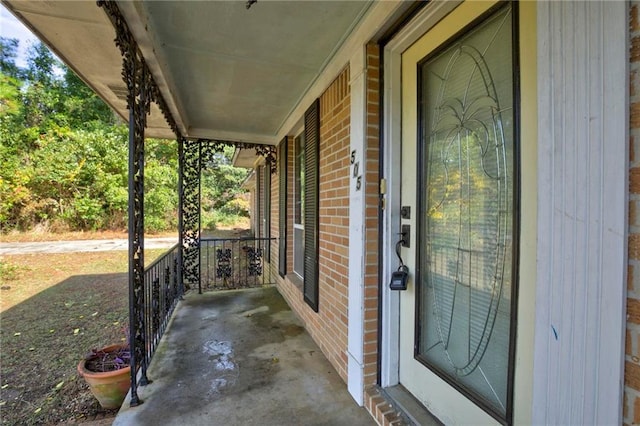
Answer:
316, 66, 352, 380
275, 67, 352, 382
626, 2, 640, 425
272, 47, 383, 405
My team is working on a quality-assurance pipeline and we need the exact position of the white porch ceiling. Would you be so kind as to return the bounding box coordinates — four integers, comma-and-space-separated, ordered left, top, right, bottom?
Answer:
2, 0, 373, 144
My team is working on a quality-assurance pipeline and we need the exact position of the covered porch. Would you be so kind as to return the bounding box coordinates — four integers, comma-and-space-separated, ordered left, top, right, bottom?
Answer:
2, 0, 631, 424
113, 286, 375, 426
2, 0, 395, 422
2, 0, 364, 411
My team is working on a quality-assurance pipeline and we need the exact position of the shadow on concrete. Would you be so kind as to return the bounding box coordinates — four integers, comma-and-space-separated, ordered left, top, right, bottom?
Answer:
114, 286, 374, 426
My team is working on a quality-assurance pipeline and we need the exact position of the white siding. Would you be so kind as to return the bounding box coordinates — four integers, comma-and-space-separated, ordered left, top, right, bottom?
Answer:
533, 1, 628, 424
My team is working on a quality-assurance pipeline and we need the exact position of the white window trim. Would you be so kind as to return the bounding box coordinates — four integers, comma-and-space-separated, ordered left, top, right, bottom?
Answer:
293, 132, 305, 279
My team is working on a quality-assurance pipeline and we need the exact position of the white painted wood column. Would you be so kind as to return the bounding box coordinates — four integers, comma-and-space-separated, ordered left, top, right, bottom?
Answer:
532, 1, 628, 424
347, 47, 367, 406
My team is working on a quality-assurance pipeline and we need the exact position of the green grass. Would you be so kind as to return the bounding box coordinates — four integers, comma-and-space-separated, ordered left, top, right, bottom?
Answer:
0, 249, 165, 425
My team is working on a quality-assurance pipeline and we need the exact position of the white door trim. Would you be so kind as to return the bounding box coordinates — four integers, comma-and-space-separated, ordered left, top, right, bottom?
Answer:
380, 0, 462, 389
347, 47, 367, 406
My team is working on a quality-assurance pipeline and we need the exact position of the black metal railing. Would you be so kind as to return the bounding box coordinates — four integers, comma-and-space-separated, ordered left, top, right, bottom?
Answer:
129, 238, 274, 402
133, 243, 181, 398
200, 237, 276, 292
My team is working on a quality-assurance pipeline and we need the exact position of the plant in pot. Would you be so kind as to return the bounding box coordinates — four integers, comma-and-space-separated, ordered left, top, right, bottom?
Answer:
77, 344, 131, 409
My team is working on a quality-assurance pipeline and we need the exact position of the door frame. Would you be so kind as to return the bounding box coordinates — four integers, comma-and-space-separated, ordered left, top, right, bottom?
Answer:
380, 1, 536, 424
380, 0, 462, 390
380, 1, 627, 425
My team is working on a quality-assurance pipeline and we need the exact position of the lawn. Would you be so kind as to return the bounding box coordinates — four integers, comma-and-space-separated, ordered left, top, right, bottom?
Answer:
0, 249, 166, 425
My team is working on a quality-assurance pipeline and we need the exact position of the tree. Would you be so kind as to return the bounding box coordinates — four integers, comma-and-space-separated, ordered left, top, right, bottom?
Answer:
24, 41, 59, 86
0, 38, 248, 234
200, 146, 250, 229
0, 37, 21, 79
62, 67, 117, 128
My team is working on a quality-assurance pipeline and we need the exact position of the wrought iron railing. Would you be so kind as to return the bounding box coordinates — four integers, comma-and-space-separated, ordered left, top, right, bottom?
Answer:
132, 243, 181, 401
129, 238, 274, 403
143, 243, 181, 365
200, 237, 276, 292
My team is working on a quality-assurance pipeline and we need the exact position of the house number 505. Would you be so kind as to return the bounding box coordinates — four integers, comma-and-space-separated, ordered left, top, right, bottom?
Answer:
351, 150, 362, 191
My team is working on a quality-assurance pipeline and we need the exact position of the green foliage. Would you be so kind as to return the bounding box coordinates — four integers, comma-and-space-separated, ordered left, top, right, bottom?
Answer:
0, 258, 28, 282
0, 40, 173, 233
0, 37, 21, 79
201, 146, 250, 227
144, 139, 178, 232
0, 39, 249, 234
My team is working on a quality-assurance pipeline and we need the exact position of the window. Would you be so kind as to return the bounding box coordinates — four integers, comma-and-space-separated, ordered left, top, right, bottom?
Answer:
263, 163, 271, 263
278, 138, 287, 277
293, 133, 305, 278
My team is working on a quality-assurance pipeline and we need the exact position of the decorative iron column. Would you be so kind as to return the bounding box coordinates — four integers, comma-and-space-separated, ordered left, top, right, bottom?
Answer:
97, 7, 281, 409
179, 140, 277, 294
177, 135, 185, 298
98, 0, 156, 406
126, 38, 154, 407
180, 139, 202, 292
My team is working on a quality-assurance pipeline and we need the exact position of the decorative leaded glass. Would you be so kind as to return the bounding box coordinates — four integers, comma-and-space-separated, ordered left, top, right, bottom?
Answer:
417, 5, 515, 419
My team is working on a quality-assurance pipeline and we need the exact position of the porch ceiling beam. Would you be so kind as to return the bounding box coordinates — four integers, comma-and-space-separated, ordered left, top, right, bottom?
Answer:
116, 1, 188, 137
97, 0, 179, 138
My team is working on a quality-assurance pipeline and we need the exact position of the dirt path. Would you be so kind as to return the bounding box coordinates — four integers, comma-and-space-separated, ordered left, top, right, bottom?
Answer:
0, 237, 178, 255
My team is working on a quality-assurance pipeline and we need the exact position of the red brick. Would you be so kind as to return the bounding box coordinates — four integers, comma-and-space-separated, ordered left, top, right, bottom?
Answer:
625, 391, 630, 421
627, 361, 640, 389
628, 298, 640, 324
631, 234, 640, 261
633, 36, 640, 63
632, 5, 640, 32
632, 168, 640, 194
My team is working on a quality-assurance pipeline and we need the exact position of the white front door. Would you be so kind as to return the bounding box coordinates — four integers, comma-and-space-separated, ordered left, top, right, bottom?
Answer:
398, 2, 518, 424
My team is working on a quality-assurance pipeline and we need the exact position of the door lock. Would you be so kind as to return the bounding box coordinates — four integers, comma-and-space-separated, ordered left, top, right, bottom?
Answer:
389, 266, 409, 291
390, 227, 410, 291
400, 206, 411, 219
401, 224, 410, 248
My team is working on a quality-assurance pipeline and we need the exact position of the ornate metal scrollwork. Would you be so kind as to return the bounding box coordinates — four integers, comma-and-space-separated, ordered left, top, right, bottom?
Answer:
181, 139, 201, 291
97, 0, 165, 405
178, 139, 276, 293
164, 265, 172, 316
216, 248, 233, 278
246, 247, 263, 276
173, 257, 179, 302
152, 277, 160, 337
200, 139, 277, 173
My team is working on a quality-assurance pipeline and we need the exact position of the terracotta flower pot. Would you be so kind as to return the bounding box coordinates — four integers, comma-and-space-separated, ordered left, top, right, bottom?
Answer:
77, 344, 131, 409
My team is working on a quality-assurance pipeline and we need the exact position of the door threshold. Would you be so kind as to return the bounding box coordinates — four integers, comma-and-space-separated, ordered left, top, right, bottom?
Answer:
381, 385, 443, 426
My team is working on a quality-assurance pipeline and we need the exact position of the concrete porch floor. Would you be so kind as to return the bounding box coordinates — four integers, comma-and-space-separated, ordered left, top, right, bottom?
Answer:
113, 286, 375, 426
